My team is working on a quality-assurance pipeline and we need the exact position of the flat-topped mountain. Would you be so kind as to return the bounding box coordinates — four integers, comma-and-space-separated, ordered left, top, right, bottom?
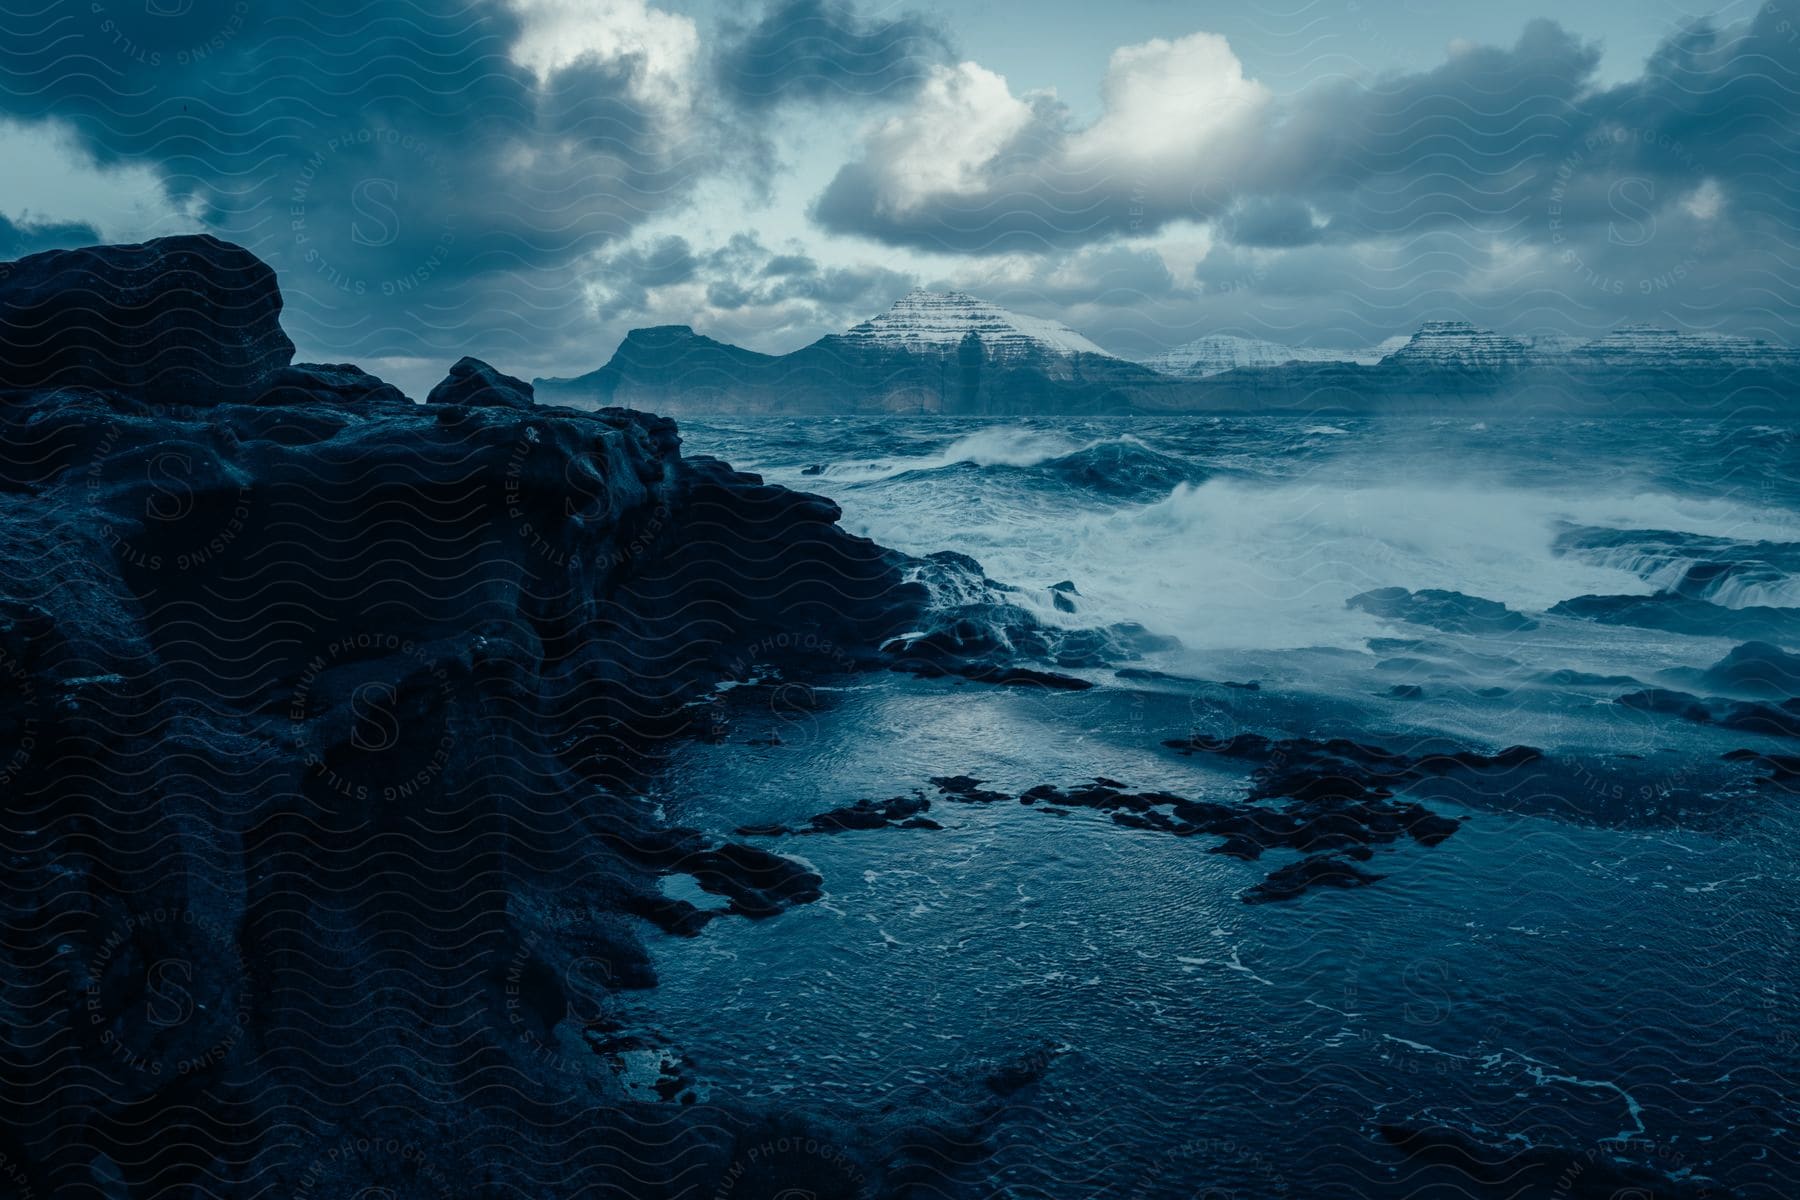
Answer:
537, 290, 1162, 415
1142, 334, 1405, 379
841, 288, 1111, 363
1570, 323, 1800, 368
537, 293, 1800, 416
1382, 321, 1535, 371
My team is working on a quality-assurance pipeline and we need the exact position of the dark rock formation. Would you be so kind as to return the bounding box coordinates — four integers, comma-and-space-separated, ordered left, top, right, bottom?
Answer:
1723, 748, 1800, 789
0, 234, 294, 404
1551, 592, 1800, 643
0, 241, 988, 1199
1697, 640, 1800, 697
428, 354, 536, 409
882, 549, 1177, 686
1348, 586, 1538, 635
258, 361, 411, 406
1618, 688, 1800, 739
735, 793, 939, 838
924, 743, 1478, 904
1244, 854, 1385, 903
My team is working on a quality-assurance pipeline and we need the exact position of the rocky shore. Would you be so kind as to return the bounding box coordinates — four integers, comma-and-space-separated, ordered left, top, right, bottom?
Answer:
0, 236, 1034, 1199
2, 237, 1767, 1200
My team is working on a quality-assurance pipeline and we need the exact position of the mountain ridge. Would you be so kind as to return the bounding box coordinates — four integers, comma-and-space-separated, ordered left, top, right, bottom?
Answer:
535, 291, 1800, 416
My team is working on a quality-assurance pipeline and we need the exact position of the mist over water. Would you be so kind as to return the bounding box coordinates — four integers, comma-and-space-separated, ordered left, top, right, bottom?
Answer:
694, 415, 1799, 660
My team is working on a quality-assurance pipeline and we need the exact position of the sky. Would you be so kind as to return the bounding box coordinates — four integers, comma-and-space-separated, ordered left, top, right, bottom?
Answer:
1, 0, 1794, 395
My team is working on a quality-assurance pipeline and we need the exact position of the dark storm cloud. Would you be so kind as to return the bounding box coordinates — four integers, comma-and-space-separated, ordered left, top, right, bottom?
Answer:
715, 0, 953, 108
0, 0, 735, 374
584, 230, 910, 323
586, 235, 702, 318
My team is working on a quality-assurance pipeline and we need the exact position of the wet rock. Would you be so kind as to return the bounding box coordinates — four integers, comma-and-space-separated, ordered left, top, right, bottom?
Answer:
257, 362, 410, 406
0, 239, 948, 1199
1536, 667, 1644, 688
621, 894, 716, 938
1551, 592, 1800, 643
897, 659, 1094, 690
1243, 854, 1385, 903
1698, 640, 1800, 697
426, 355, 535, 408
1723, 748, 1800, 787
884, 552, 1173, 683
1348, 586, 1538, 635
737, 793, 937, 837
0, 234, 294, 404
682, 843, 825, 918
933, 775, 1013, 804
1619, 688, 1800, 739
807, 794, 931, 832
801, 463, 825, 475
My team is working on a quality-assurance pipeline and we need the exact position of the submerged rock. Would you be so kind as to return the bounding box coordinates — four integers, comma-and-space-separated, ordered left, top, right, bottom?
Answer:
1243, 853, 1385, 903
1697, 640, 1800, 697
735, 793, 939, 837
1618, 687, 1800, 739
1552, 591, 1800, 642
1348, 586, 1538, 635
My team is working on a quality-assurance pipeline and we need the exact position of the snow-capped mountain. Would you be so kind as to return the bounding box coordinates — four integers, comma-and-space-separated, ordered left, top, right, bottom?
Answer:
837, 289, 1115, 363
538, 299, 1800, 416
1569, 324, 1800, 368
1144, 334, 1405, 379
1382, 321, 1535, 370
1522, 334, 1590, 357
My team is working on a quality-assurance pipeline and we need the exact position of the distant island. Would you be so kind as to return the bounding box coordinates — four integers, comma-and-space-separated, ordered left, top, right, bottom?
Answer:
535, 289, 1800, 416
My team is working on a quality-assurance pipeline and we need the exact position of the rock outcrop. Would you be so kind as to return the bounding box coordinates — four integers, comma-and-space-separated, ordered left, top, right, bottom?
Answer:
0, 234, 295, 404
427, 354, 537, 409
0, 240, 1006, 1199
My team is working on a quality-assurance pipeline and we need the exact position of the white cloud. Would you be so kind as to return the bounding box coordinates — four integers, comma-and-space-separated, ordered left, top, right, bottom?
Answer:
0, 118, 197, 242
830, 32, 1270, 223
861, 61, 1034, 213
505, 0, 700, 112
1066, 32, 1271, 176
1682, 178, 1724, 221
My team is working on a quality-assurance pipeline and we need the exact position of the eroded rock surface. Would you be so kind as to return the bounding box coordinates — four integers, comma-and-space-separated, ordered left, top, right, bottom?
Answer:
0, 239, 1003, 1199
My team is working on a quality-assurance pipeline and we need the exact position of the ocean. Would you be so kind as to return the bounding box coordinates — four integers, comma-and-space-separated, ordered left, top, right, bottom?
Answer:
629, 415, 1799, 1198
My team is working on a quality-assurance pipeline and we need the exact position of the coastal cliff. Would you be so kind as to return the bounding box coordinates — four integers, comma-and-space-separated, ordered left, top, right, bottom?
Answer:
0, 237, 1036, 1199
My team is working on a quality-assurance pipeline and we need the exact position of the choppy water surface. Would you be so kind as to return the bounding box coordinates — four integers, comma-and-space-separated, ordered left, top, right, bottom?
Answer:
639, 417, 1800, 1198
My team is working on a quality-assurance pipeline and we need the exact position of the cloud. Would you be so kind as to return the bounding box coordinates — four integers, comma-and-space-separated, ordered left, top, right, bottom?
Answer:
0, 119, 198, 245
0, 0, 734, 375
812, 12, 1797, 256
812, 4, 1800, 341
0, 214, 101, 260
716, 0, 953, 108
1064, 33, 1271, 179
505, 0, 701, 112
575, 230, 913, 354
811, 32, 1280, 253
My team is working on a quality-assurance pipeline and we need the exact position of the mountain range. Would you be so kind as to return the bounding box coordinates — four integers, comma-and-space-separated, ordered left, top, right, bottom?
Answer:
534, 291, 1800, 416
